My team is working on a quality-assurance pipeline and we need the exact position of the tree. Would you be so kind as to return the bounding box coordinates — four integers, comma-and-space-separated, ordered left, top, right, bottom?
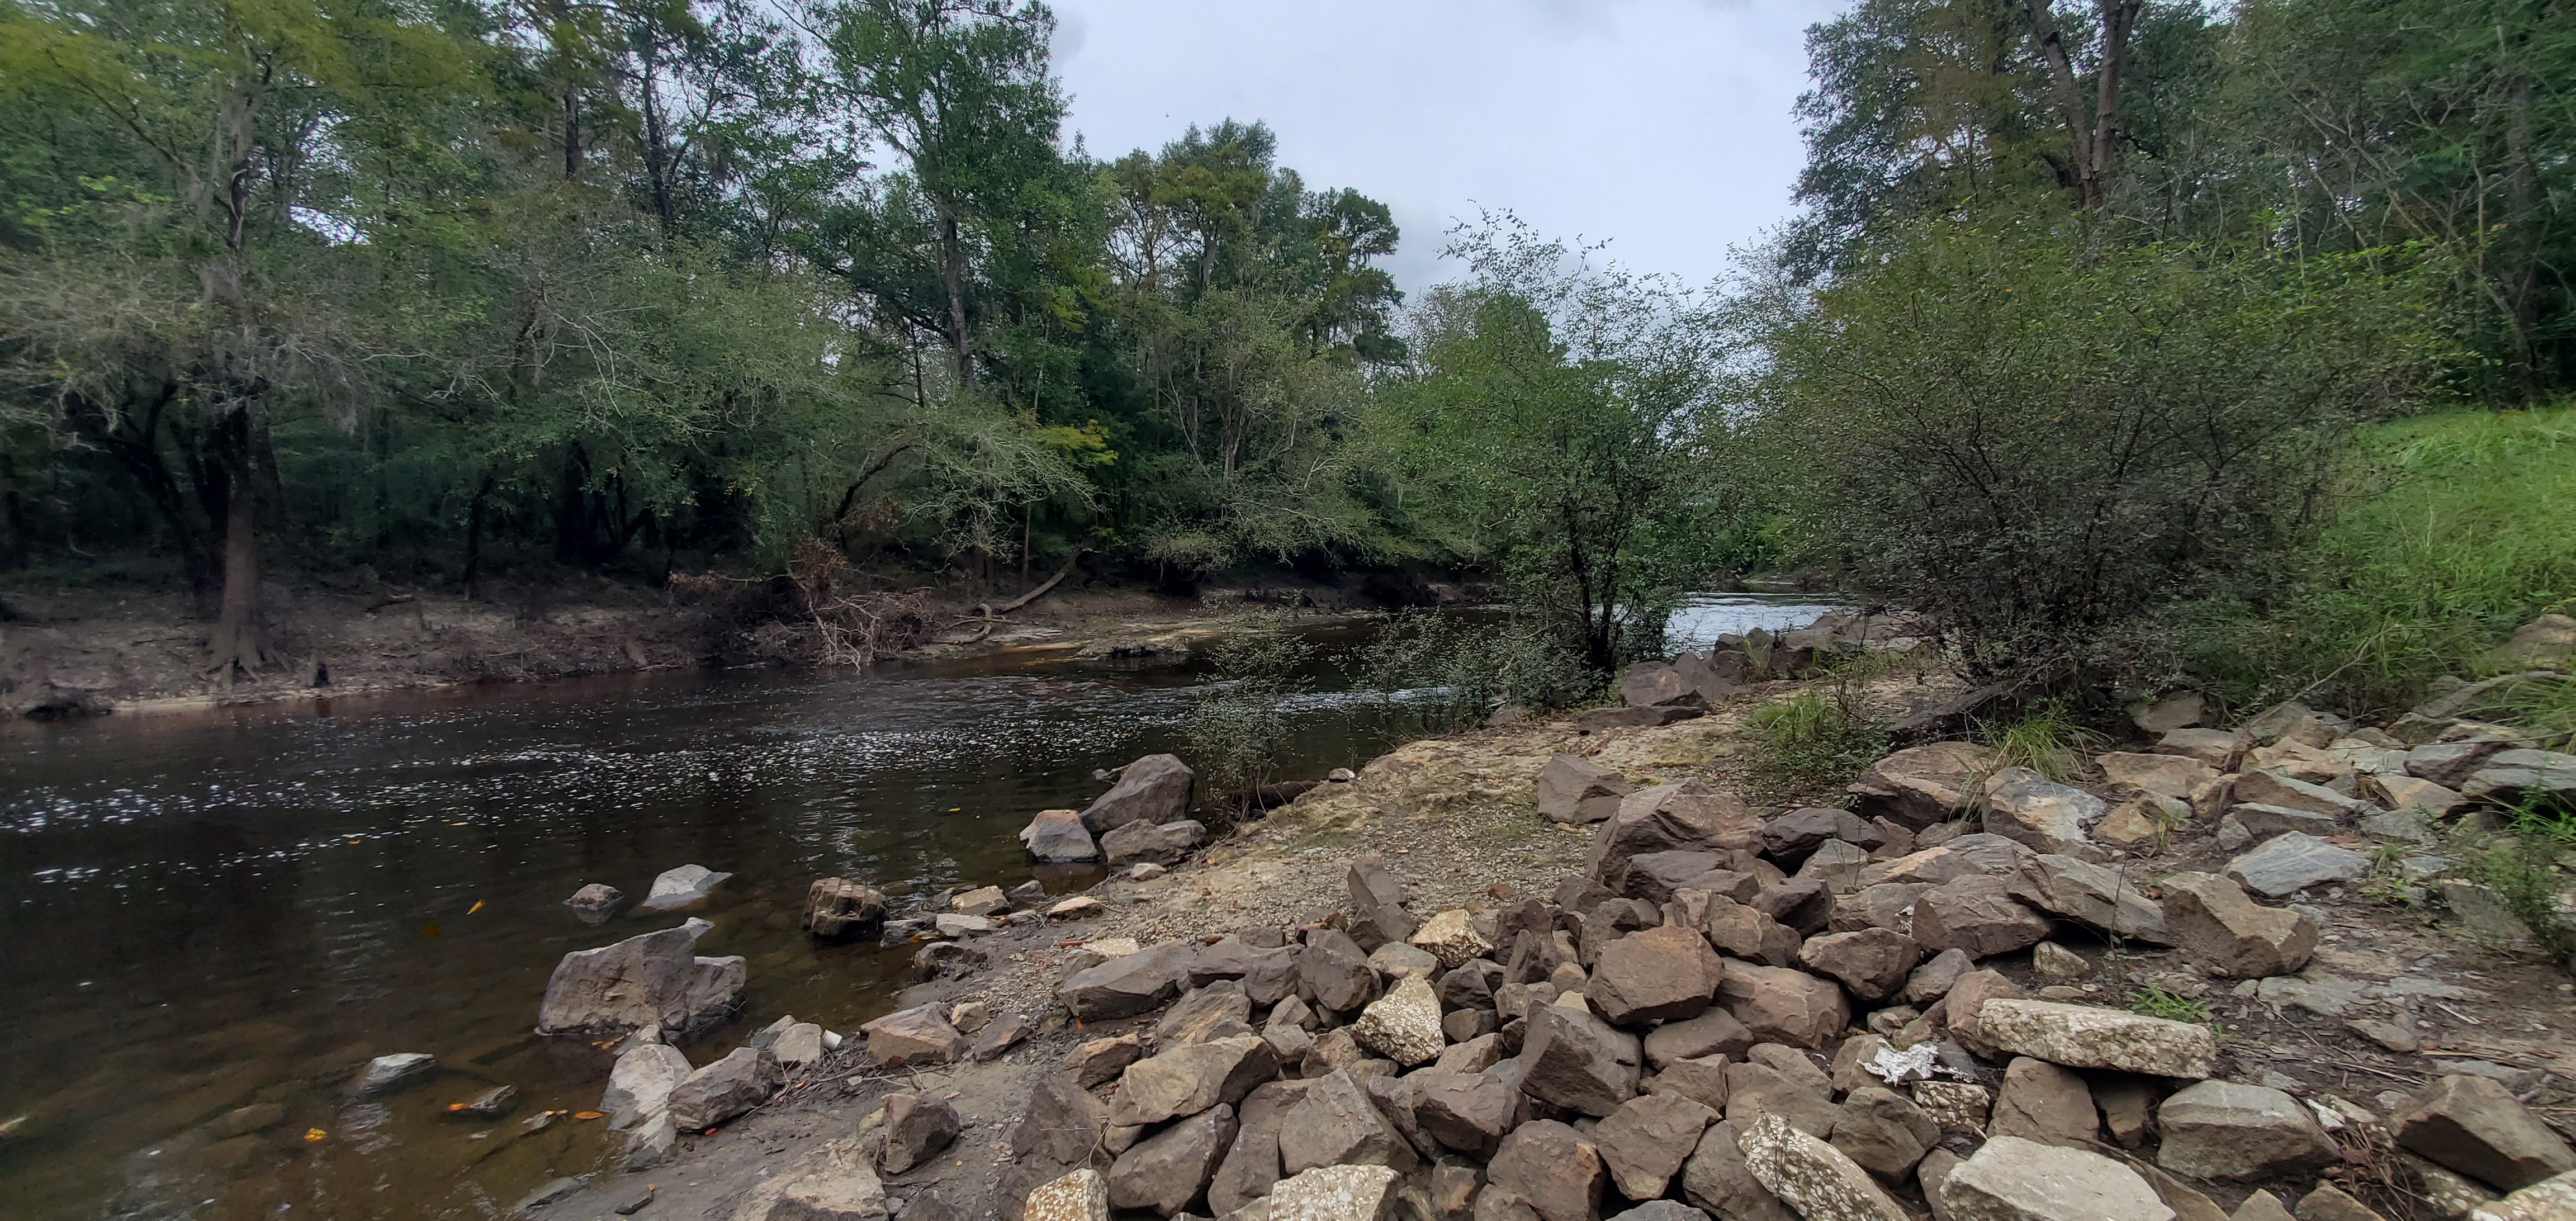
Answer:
1372, 215, 1720, 671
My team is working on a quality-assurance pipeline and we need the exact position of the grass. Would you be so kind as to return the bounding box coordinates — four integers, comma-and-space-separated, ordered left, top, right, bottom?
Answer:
1975, 702, 2106, 782
2214, 404, 2576, 718
1748, 683, 1886, 792
2126, 983, 2218, 1029
2455, 806, 2576, 969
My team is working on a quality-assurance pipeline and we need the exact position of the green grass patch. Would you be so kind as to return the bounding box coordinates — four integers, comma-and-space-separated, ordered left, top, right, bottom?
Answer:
1748, 683, 1886, 792
1975, 702, 2106, 782
2126, 983, 2218, 1028
2210, 405, 2576, 716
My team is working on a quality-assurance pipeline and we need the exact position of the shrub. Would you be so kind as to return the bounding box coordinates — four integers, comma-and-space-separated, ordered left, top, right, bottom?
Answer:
1748, 660, 1887, 791
1750, 221, 2442, 686
1353, 608, 1600, 736
1183, 624, 1318, 817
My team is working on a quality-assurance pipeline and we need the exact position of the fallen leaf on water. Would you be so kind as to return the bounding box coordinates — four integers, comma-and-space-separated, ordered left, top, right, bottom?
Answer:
447, 1102, 466, 1112
420, 923, 439, 938
466, 900, 484, 915
303, 1128, 326, 1142
574, 1111, 604, 1120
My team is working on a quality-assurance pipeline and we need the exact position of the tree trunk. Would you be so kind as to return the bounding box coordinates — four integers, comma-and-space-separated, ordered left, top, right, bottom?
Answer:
462, 470, 495, 599
206, 413, 268, 683
939, 207, 972, 382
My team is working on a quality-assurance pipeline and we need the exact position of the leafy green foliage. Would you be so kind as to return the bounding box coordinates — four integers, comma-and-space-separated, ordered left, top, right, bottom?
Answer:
1371, 215, 1730, 671
1183, 623, 1317, 817
1745, 221, 2440, 685
1352, 608, 1601, 735
2126, 984, 2215, 1026
2457, 812, 2576, 969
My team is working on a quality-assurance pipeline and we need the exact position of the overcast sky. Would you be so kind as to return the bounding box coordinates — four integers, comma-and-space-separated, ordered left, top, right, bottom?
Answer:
1050, 0, 1846, 295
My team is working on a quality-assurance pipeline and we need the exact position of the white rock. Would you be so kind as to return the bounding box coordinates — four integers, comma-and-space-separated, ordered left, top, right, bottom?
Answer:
1409, 908, 1495, 970
1350, 974, 1446, 1067
603, 1043, 693, 1129
1938, 1135, 2174, 1221
1974, 999, 2217, 1078
1265, 1163, 1402, 1221
1736, 1113, 1907, 1221
1024, 1168, 1111, 1221
638, 863, 733, 912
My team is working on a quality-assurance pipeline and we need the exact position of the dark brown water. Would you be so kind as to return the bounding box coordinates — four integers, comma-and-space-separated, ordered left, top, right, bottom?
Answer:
0, 595, 1839, 1221
0, 648, 1409, 1221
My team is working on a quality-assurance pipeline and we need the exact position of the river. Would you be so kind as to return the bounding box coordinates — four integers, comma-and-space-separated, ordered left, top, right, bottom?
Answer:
0, 593, 1837, 1220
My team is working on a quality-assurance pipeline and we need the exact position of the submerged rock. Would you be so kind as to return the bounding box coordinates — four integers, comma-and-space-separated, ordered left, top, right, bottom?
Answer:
565, 883, 624, 923
803, 877, 888, 941
348, 1053, 437, 1100
637, 863, 732, 913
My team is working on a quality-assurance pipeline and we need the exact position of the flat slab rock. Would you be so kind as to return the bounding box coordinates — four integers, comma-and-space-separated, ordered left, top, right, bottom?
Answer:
1937, 1134, 2174, 1221
1735, 1113, 1906, 1221
1974, 999, 2217, 1078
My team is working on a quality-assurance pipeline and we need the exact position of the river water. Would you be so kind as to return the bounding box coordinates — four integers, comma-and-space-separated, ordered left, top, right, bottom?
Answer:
0, 594, 1836, 1220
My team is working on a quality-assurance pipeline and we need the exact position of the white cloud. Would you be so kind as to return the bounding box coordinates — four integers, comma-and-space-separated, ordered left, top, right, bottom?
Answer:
1051, 0, 1843, 294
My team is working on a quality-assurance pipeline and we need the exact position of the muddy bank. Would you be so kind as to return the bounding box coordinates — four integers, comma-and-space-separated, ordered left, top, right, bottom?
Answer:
0, 574, 1394, 720
537, 669, 2576, 1221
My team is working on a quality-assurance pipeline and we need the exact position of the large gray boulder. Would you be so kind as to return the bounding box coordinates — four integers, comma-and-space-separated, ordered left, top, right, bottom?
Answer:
2463, 749, 2576, 810
1588, 782, 1765, 894
2223, 832, 2371, 898
536, 920, 745, 1039
1081, 754, 1195, 834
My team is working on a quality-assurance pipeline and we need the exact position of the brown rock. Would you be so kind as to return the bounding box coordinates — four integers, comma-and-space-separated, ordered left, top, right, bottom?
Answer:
2293, 1184, 2388, 1221
1911, 875, 2054, 959
1302, 927, 1381, 1014
1644, 1008, 1757, 1068
1751, 877, 1835, 935
665, 1046, 782, 1132
1849, 742, 1997, 830
865, 1092, 961, 1175
1715, 964, 1849, 1049
2160, 872, 2319, 979
1539, 755, 1634, 825
1080, 753, 1194, 834
1486, 1120, 1606, 1221
1830, 1086, 1940, 1177
1517, 998, 1642, 1116
1108, 1103, 1235, 1217
1829, 882, 1929, 936
1941, 969, 2024, 1058
1059, 942, 1195, 1022
2098, 753, 2219, 801
1723, 1062, 1838, 1139
1589, 782, 1765, 893
2392, 1075, 2576, 1191
803, 878, 889, 940
1279, 1069, 1418, 1177
1109, 1035, 1280, 1128
1160, 980, 1256, 1047
1680, 1120, 1794, 1221
1068, 1035, 1144, 1089
1206, 1080, 1309, 1218
863, 1005, 968, 1068
1903, 947, 1973, 1004
1990, 1057, 2099, 1144
2158, 728, 2247, 769
1594, 1092, 1718, 1200
1981, 768, 2108, 855
1348, 854, 1416, 950
1796, 929, 1921, 1002
1415, 1067, 1526, 1157
1589, 924, 1723, 1025
1649, 1053, 1733, 1112
1703, 898, 1806, 966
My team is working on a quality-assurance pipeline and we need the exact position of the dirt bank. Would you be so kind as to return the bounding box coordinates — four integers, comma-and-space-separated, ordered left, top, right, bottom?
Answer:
536, 674, 2576, 1221
0, 572, 1399, 721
